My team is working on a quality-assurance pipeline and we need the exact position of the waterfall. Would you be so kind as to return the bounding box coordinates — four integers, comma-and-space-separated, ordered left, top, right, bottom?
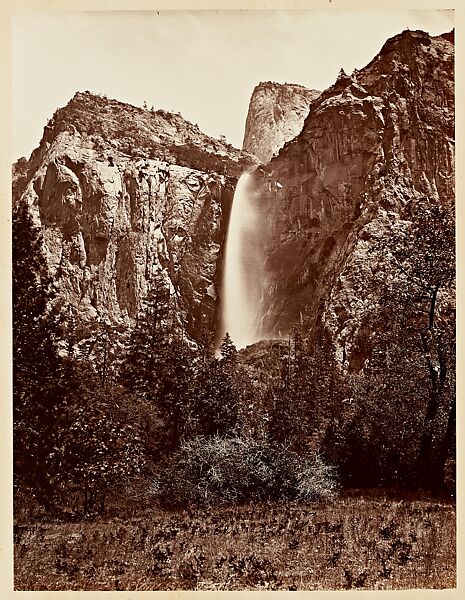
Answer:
222, 172, 264, 349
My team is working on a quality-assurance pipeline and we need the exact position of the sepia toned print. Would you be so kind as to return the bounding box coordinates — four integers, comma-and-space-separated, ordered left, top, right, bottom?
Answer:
12, 9, 455, 591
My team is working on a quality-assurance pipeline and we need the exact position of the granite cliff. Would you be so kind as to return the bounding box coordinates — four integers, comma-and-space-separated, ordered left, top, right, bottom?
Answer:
13, 92, 256, 341
13, 28, 454, 362
242, 81, 320, 164
252, 29, 454, 368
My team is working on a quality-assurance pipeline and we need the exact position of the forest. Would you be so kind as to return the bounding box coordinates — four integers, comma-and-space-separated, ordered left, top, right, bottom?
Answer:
12, 185, 456, 590
13, 183, 456, 517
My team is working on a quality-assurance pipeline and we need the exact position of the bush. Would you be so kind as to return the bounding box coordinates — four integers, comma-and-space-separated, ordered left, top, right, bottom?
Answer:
296, 454, 339, 500
157, 433, 338, 507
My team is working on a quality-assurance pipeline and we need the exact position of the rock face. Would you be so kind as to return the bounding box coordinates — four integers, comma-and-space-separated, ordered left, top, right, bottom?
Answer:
242, 82, 320, 163
14, 92, 255, 341
253, 29, 454, 365
13, 28, 454, 362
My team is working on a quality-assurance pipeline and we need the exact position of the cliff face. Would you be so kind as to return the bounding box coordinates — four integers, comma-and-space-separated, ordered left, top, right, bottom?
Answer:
14, 29, 454, 361
242, 82, 320, 163
14, 92, 255, 340
254, 30, 454, 364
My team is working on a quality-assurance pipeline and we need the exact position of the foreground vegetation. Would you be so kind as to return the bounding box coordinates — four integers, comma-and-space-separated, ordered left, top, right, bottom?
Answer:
13, 183, 455, 590
14, 495, 455, 591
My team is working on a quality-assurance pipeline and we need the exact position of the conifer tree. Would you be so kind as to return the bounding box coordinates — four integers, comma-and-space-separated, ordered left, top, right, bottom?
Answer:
83, 317, 125, 386
183, 332, 239, 439
119, 273, 194, 457
219, 331, 237, 363
13, 204, 62, 510
119, 274, 172, 398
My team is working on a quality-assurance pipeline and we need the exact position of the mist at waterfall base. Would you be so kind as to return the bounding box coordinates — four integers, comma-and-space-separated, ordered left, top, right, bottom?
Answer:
222, 173, 266, 350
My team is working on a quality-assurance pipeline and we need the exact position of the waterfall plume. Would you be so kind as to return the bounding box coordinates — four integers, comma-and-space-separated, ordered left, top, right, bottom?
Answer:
222, 172, 265, 349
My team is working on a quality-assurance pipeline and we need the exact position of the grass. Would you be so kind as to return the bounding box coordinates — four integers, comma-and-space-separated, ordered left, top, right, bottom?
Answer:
14, 494, 455, 591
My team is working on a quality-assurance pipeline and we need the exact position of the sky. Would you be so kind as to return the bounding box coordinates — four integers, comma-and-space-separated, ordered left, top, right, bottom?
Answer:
11, 9, 454, 161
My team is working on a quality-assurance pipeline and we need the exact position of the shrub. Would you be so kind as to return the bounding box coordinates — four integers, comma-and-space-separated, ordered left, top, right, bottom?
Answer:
296, 454, 339, 500
157, 433, 338, 507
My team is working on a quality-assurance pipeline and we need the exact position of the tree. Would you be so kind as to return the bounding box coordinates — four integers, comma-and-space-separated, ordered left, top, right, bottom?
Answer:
347, 196, 456, 491
383, 197, 455, 491
119, 274, 195, 457
13, 204, 64, 511
181, 333, 241, 440
51, 365, 147, 515
197, 326, 215, 365
323, 339, 432, 488
268, 327, 345, 456
219, 332, 237, 363
13, 205, 55, 393
83, 317, 126, 386
119, 275, 172, 397
185, 357, 238, 439
13, 206, 154, 516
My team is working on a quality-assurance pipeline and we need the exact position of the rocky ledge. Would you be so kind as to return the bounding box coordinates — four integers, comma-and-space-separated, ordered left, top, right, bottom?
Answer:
252, 29, 454, 368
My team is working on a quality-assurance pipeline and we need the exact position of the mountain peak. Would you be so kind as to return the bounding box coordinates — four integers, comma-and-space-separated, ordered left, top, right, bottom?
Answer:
242, 81, 320, 164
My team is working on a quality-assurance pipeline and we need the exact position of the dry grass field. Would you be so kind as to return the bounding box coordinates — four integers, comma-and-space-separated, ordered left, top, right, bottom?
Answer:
14, 494, 455, 591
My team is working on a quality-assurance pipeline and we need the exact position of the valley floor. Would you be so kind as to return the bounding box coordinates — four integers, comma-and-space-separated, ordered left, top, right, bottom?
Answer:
14, 494, 456, 591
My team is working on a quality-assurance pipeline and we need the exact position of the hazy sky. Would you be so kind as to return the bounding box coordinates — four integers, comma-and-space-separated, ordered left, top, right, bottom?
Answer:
11, 9, 454, 160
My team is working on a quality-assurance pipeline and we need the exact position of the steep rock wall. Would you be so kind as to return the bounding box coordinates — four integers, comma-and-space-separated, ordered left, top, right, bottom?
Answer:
15, 93, 255, 341
254, 30, 454, 365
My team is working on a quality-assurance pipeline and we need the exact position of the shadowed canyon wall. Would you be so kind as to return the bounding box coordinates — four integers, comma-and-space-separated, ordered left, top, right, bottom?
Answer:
252, 29, 454, 366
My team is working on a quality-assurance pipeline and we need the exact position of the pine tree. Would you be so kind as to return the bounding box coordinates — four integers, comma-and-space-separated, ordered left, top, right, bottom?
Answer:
119, 274, 195, 457
119, 275, 172, 398
269, 327, 345, 455
13, 204, 63, 510
219, 332, 237, 363
185, 357, 238, 438
13, 206, 154, 514
83, 317, 125, 386
197, 326, 214, 365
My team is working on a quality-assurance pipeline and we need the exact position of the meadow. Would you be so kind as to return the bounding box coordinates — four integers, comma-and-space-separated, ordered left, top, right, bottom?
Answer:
14, 493, 456, 591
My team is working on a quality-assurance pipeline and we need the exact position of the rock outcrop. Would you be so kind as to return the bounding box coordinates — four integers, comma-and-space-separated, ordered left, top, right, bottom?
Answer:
253, 29, 454, 367
14, 92, 256, 341
242, 82, 320, 163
